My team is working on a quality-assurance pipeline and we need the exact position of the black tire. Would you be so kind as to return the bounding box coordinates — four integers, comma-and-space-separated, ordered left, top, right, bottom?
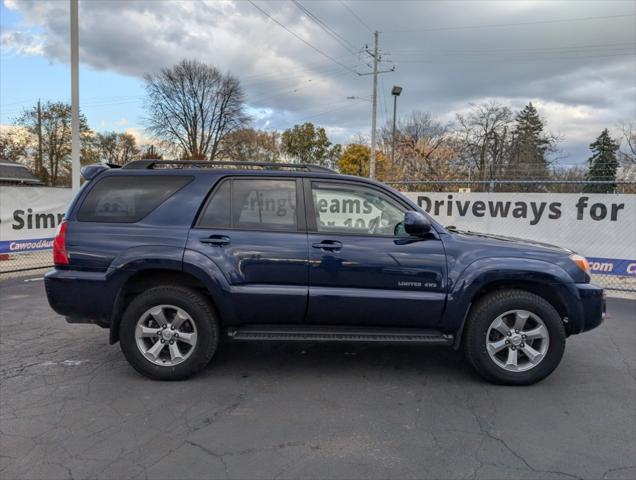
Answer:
119, 285, 219, 380
463, 289, 566, 385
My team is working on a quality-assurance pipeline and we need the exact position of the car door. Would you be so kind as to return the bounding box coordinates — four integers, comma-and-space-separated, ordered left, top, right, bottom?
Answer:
305, 179, 447, 328
187, 176, 308, 324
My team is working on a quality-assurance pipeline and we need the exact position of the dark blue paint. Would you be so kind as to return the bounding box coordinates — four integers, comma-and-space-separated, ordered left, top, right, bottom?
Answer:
45, 166, 604, 342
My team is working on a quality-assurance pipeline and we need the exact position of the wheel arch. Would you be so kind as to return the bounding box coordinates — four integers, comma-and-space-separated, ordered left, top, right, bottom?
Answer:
109, 268, 219, 344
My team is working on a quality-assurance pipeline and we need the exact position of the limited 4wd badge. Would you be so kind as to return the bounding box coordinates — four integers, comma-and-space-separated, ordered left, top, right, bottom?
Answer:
397, 281, 437, 289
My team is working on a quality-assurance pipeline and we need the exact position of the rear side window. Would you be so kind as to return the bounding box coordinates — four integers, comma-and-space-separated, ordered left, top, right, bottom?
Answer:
77, 175, 192, 223
197, 180, 231, 228
198, 178, 297, 231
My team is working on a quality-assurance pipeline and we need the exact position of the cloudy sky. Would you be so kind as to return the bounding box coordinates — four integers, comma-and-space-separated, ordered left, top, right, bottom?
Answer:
1, 0, 635, 163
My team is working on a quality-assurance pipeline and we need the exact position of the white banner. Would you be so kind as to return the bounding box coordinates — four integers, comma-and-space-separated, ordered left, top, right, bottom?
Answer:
403, 192, 636, 276
0, 186, 634, 277
0, 186, 72, 253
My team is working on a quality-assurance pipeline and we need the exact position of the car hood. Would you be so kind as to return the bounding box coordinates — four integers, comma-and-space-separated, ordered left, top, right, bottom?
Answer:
447, 228, 572, 254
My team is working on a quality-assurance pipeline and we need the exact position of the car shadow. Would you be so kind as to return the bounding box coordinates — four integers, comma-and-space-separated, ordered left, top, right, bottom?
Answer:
195, 339, 476, 383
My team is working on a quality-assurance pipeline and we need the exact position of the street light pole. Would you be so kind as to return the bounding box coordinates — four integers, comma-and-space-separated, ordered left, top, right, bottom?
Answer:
391, 85, 402, 166
70, 0, 80, 193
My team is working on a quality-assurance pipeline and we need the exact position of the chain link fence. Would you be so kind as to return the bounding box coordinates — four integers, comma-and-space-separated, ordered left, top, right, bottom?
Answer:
1, 179, 634, 292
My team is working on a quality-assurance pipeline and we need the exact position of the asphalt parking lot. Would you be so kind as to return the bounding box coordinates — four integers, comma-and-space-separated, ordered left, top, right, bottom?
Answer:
1, 275, 635, 480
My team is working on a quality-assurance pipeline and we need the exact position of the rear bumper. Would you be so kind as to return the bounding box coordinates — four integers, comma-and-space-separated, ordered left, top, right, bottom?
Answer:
44, 268, 115, 327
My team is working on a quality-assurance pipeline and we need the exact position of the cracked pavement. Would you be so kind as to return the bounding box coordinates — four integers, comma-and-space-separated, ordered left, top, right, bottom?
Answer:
1, 275, 635, 480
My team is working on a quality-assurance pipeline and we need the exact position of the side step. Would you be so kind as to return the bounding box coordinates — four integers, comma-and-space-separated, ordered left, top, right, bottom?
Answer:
227, 325, 454, 345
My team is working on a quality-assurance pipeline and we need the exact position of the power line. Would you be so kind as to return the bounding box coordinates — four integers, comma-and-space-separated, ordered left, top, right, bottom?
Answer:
304, 99, 367, 121
249, 69, 352, 104
247, 0, 358, 75
390, 42, 636, 55
385, 13, 636, 34
291, 0, 358, 55
395, 52, 635, 64
338, 0, 373, 33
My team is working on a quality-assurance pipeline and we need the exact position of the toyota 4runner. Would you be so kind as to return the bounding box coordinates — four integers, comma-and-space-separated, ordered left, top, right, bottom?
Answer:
44, 160, 605, 385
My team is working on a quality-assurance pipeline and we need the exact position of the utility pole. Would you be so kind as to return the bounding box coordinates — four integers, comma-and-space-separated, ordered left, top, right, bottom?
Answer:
369, 30, 379, 180
358, 31, 393, 179
36, 99, 43, 179
70, 0, 80, 193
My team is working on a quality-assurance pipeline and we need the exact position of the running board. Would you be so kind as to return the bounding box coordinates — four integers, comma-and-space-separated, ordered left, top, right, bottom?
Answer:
226, 325, 454, 345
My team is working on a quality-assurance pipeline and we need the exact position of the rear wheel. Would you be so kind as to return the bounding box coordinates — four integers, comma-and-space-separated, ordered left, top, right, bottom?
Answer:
119, 286, 218, 380
464, 289, 566, 385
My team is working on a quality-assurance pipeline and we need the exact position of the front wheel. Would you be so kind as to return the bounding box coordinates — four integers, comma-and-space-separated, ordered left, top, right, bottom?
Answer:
463, 290, 566, 385
119, 286, 219, 380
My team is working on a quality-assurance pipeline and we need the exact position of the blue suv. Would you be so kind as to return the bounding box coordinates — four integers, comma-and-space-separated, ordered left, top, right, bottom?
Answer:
44, 160, 605, 384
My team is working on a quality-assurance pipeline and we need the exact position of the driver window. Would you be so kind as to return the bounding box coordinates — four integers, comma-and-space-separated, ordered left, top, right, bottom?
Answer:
311, 182, 406, 236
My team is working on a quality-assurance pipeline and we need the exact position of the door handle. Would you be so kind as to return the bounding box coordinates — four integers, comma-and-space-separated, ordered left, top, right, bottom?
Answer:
312, 240, 343, 252
200, 235, 230, 246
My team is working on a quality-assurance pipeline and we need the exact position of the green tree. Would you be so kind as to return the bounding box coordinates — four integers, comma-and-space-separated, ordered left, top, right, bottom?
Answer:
506, 102, 553, 182
281, 122, 341, 168
16, 101, 92, 186
584, 129, 620, 193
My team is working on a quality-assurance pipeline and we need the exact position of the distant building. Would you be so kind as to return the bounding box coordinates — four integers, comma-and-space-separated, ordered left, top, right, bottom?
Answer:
0, 160, 42, 186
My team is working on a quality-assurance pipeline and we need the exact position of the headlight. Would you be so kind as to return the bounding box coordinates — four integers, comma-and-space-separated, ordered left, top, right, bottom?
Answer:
570, 254, 591, 275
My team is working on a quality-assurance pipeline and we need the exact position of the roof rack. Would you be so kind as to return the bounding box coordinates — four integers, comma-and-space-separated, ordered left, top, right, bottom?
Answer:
122, 160, 336, 173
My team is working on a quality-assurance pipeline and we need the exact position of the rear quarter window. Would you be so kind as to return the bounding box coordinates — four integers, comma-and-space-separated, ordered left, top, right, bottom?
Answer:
77, 175, 192, 223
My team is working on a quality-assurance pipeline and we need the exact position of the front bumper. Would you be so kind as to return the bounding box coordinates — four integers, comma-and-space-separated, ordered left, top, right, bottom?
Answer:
572, 283, 605, 334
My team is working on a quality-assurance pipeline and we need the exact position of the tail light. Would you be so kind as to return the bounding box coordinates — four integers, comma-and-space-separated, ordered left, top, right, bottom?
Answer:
53, 220, 69, 265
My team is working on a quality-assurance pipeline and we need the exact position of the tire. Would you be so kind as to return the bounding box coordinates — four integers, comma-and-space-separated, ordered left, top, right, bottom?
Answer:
119, 285, 219, 380
463, 289, 566, 386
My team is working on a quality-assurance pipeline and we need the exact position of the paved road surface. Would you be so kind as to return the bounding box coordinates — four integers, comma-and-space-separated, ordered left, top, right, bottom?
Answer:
1, 276, 635, 479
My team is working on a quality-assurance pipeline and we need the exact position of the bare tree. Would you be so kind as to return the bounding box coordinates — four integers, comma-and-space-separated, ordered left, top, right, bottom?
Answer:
378, 111, 462, 183
456, 101, 513, 186
144, 59, 249, 160
619, 122, 636, 164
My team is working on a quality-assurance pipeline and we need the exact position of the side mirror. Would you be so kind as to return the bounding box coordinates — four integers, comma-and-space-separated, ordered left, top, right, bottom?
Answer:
404, 211, 432, 236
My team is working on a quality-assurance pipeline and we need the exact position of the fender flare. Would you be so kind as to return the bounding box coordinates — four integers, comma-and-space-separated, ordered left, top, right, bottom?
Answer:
445, 257, 577, 347
107, 248, 235, 344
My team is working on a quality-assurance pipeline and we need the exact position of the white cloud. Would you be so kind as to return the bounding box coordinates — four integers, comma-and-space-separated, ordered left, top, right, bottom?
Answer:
3, 0, 635, 160
0, 30, 43, 55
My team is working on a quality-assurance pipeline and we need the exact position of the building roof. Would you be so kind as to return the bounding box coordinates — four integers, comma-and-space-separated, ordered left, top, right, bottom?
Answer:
0, 160, 42, 185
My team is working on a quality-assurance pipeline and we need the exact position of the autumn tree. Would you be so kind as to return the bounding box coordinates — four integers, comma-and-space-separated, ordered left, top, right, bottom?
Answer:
219, 128, 281, 162
16, 101, 91, 186
338, 143, 390, 178
144, 59, 249, 160
584, 129, 620, 193
0, 127, 32, 164
92, 132, 140, 165
456, 101, 513, 188
380, 111, 460, 183
281, 122, 341, 168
